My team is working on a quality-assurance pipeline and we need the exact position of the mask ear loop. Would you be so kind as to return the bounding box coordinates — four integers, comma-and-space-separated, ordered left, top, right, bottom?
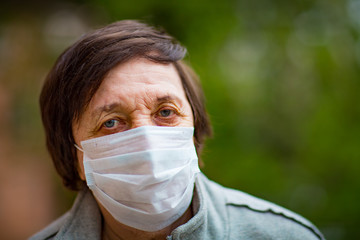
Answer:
74, 144, 84, 152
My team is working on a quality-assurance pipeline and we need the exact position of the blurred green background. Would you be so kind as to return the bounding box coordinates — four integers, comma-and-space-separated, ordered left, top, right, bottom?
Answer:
1, 0, 359, 239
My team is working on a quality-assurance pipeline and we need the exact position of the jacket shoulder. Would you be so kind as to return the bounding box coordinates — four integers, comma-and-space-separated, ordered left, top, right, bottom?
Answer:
202, 176, 325, 239
28, 212, 70, 240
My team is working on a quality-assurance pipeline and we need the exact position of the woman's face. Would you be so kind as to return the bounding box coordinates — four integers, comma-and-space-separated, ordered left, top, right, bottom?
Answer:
72, 58, 194, 180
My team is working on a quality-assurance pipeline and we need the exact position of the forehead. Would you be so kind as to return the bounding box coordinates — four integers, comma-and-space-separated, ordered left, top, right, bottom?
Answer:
102, 58, 183, 89
87, 58, 187, 112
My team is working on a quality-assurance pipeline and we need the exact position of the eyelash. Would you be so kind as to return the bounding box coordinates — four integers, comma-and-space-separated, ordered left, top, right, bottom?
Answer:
100, 118, 126, 131
157, 108, 174, 117
156, 105, 184, 118
103, 119, 119, 128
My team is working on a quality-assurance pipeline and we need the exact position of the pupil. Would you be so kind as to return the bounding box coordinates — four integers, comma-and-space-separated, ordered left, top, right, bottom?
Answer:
161, 110, 171, 117
104, 120, 115, 128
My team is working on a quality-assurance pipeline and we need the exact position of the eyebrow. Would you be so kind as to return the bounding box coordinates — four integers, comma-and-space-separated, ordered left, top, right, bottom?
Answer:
91, 94, 183, 119
157, 95, 181, 103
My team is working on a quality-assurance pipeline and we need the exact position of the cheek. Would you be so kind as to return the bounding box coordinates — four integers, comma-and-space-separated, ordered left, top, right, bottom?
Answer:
76, 149, 86, 181
72, 120, 88, 181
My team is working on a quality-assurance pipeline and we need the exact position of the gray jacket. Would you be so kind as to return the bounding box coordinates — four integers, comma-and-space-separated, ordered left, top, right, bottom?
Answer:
29, 173, 325, 240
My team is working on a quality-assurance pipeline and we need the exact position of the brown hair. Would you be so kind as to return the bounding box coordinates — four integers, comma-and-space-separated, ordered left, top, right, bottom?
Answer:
40, 20, 211, 191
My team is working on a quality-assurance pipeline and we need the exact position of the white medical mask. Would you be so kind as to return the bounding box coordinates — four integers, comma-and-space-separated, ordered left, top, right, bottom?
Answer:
76, 126, 199, 232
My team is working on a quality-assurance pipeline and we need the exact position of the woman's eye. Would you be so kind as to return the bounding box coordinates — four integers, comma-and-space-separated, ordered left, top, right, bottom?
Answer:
159, 109, 173, 117
103, 119, 118, 128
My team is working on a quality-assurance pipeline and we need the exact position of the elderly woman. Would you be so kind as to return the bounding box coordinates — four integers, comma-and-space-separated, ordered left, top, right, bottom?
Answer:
30, 20, 324, 240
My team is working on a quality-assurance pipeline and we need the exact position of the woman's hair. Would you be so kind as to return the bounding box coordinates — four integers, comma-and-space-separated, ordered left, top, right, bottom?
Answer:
40, 20, 212, 191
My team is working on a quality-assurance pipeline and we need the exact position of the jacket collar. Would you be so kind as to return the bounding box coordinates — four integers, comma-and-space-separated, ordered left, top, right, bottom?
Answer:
168, 173, 228, 240
55, 173, 227, 240
55, 188, 102, 240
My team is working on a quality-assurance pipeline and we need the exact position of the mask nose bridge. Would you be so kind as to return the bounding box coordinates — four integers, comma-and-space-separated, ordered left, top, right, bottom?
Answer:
130, 127, 154, 150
